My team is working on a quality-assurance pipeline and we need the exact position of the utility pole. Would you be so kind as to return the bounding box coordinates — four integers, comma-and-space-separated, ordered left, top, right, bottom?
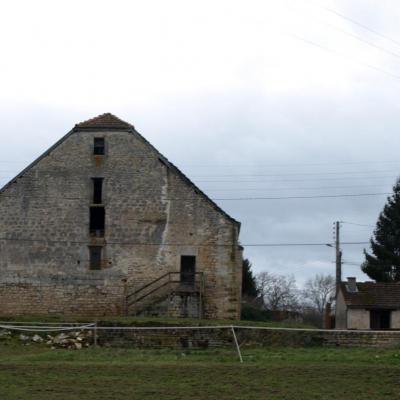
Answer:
334, 221, 342, 296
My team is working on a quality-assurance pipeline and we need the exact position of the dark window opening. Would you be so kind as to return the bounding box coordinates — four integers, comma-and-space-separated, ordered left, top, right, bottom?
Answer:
92, 178, 103, 204
89, 246, 102, 270
370, 310, 391, 330
90, 207, 105, 237
180, 255, 196, 287
94, 138, 105, 155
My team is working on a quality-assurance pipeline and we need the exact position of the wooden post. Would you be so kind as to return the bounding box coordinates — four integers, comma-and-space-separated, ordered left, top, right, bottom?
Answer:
324, 302, 332, 329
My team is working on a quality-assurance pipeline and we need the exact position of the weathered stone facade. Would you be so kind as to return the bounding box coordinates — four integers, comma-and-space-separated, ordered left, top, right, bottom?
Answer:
0, 113, 242, 319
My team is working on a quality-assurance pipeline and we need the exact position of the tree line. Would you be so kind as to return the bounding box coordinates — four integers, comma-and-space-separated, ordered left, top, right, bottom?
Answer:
242, 259, 335, 327
241, 177, 400, 326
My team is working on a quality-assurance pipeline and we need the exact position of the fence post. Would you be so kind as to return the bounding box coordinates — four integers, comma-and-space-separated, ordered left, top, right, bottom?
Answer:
93, 322, 98, 347
231, 326, 243, 363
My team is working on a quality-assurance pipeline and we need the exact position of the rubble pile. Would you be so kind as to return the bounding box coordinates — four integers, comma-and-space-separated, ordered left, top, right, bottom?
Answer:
0, 330, 12, 340
46, 330, 93, 349
16, 330, 93, 349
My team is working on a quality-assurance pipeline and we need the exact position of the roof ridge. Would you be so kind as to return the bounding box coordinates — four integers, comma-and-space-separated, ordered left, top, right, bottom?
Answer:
75, 112, 133, 130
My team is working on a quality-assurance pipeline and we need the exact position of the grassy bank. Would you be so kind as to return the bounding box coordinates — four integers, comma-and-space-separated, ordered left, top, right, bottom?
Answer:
0, 341, 399, 399
0, 315, 312, 328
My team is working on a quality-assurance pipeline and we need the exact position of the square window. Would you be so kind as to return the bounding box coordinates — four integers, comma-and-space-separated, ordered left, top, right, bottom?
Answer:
90, 207, 105, 237
94, 138, 105, 155
92, 178, 104, 204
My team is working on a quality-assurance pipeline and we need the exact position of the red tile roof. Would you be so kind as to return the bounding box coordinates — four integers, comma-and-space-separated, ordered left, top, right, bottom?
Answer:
75, 113, 132, 130
340, 281, 400, 309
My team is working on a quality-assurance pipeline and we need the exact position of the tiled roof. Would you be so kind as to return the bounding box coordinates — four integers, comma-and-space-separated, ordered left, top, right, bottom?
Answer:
74, 113, 132, 130
340, 282, 400, 309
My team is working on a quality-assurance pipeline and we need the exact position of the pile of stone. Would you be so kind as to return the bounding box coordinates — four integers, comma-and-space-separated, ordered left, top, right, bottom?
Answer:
18, 330, 93, 349
46, 330, 93, 349
0, 330, 12, 340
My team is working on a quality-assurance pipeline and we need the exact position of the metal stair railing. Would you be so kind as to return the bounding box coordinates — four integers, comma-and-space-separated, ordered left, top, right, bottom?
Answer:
126, 272, 205, 317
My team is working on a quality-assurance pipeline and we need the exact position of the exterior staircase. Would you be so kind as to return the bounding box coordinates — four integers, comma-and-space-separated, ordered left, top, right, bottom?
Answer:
126, 272, 205, 318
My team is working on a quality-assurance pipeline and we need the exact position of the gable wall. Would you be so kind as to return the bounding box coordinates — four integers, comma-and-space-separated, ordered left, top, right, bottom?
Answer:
0, 129, 241, 318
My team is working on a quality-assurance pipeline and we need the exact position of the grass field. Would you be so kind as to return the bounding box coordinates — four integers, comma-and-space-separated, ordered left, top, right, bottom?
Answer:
0, 340, 400, 399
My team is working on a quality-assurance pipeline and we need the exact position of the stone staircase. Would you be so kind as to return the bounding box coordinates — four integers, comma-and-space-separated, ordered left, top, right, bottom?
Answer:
126, 272, 204, 318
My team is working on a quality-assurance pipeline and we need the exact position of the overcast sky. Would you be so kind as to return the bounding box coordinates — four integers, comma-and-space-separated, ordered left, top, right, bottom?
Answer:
1, 0, 400, 286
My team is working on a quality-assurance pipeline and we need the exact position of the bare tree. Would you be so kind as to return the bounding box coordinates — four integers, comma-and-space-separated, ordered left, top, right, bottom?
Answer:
302, 274, 335, 317
256, 271, 300, 311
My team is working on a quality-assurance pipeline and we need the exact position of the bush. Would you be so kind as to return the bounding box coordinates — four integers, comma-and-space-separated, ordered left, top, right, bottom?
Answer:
241, 304, 272, 321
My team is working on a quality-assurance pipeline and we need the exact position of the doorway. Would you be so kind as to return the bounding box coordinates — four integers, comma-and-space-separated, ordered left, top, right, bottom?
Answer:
370, 310, 391, 330
180, 256, 196, 287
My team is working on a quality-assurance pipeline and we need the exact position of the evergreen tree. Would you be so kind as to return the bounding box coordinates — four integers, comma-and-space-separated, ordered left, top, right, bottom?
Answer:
242, 258, 258, 298
362, 179, 400, 282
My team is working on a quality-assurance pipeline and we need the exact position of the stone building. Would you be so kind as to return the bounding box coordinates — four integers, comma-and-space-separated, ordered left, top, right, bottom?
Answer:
0, 113, 242, 319
336, 277, 400, 330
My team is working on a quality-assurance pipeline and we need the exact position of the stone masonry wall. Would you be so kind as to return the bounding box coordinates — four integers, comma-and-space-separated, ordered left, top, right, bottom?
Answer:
96, 326, 400, 349
0, 126, 242, 318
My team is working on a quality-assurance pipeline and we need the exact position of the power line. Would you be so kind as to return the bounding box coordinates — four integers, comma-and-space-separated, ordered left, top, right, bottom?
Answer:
211, 193, 390, 201
0, 237, 369, 247
1, 175, 398, 186
203, 184, 391, 192
315, 3, 400, 48
322, 21, 400, 60
2, 168, 399, 178
341, 221, 375, 228
244, 242, 369, 247
291, 0, 400, 61
196, 175, 398, 183
2, 159, 400, 169
289, 33, 400, 82
0, 192, 391, 201
181, 160, 400, 168
190, 169, 400, 178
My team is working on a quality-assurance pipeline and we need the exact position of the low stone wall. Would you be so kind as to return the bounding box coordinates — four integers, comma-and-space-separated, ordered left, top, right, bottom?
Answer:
98, 327, 230, 348
96, 326, 400, 349
235, 328, 400, 348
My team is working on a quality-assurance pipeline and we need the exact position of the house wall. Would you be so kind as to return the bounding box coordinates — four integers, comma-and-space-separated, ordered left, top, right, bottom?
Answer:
0, 128, 242, 319
391, 310, 400, 329
347, 309, 370, 330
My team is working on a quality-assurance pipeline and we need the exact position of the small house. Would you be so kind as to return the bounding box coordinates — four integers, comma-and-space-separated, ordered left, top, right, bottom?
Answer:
336, 277, 400, 330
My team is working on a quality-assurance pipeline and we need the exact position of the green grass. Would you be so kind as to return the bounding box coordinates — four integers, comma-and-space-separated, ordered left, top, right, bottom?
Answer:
0, 340, 400, 399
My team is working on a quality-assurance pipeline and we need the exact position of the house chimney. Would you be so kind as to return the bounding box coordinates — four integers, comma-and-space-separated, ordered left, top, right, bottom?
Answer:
347, 277, 357, 292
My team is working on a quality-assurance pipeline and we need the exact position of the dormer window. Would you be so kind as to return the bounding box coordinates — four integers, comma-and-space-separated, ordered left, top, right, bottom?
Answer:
94, 138, 105, 155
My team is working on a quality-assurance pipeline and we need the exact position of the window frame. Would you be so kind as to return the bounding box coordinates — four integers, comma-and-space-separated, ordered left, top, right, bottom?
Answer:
93, 137, 105, 155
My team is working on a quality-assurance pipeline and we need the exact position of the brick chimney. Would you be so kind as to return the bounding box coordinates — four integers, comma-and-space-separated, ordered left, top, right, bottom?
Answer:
347, 277, 357, 292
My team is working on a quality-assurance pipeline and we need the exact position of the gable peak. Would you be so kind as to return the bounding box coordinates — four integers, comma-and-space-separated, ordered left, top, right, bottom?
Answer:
74, 113, 133, 131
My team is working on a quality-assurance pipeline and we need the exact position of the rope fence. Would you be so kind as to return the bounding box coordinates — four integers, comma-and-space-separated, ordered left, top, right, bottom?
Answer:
1, 322, 400, 362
